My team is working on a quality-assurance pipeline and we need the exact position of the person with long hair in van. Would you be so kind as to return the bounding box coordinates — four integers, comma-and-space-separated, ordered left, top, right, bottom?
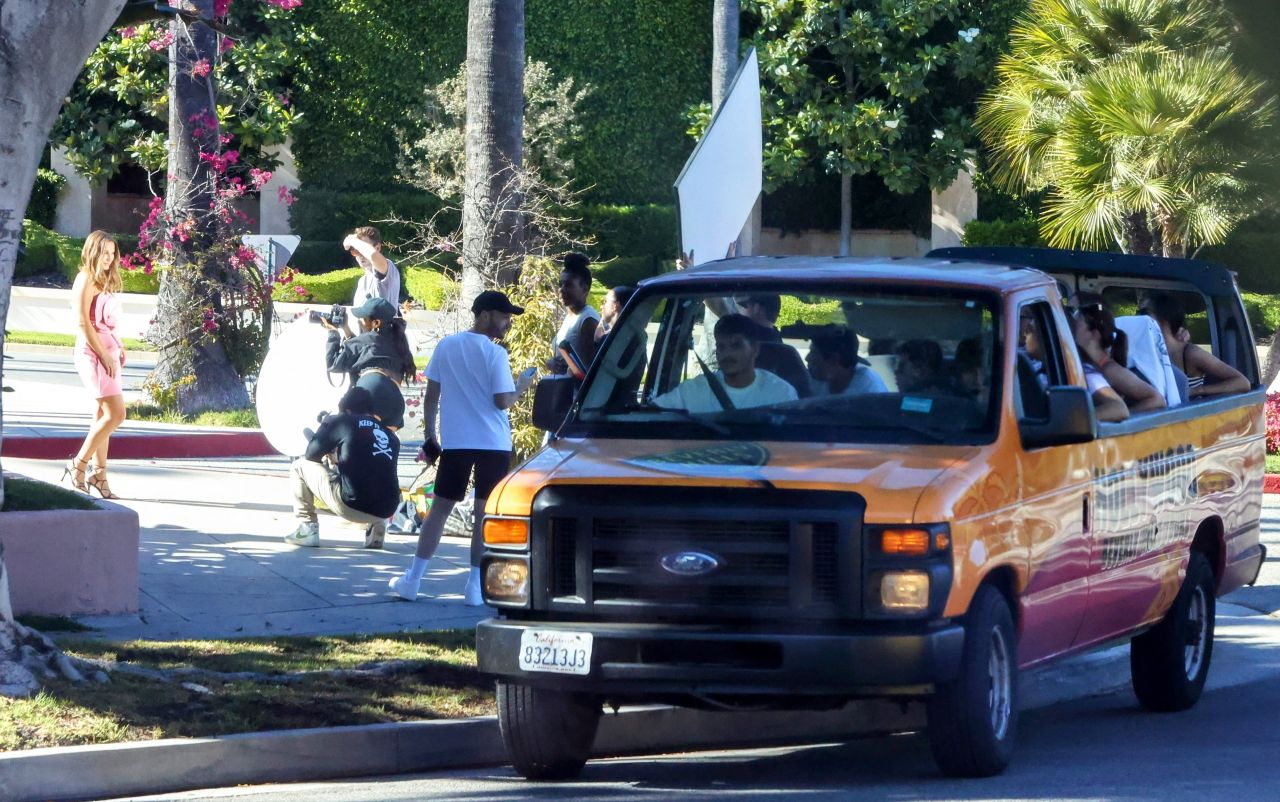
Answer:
65, 230, 127, 499
1070, 292, 1165, 417
1141, 291, 1249, 399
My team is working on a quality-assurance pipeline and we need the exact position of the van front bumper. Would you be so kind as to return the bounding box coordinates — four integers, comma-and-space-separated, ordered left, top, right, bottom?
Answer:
476, 618, 965, 696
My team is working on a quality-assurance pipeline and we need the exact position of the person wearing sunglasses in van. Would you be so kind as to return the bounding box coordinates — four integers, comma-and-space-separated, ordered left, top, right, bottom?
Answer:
1069, 293, 1164, 419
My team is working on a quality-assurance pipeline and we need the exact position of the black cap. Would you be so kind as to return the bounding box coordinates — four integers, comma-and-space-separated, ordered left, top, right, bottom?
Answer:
352, 297, 397, 322
471, 290, 524, 315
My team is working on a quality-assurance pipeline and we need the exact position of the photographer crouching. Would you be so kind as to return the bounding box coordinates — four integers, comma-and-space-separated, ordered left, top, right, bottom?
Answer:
285, 386, 400, 549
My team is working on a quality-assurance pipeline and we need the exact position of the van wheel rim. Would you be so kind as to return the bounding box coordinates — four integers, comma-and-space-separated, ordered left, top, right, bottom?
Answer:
1184, 585, 1208, 679
988, 627, 1012, 740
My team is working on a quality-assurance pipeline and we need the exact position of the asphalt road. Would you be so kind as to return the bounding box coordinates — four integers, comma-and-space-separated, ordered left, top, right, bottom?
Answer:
2, 348, 152, 394
106, 673, 1280, 802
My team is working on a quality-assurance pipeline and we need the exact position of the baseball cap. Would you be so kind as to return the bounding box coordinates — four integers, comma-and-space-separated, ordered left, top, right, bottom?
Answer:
471, 290, 525, 315
352, 297, 397, 322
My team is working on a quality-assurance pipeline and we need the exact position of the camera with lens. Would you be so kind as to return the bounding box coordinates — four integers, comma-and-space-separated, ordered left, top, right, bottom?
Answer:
308, 303, 347, 328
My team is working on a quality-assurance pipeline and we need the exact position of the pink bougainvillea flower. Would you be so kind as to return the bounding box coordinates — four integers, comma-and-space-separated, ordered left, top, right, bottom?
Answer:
267, 0, 303, 9
277, 186, 297, 206
214, 0, 232, 17
190, 59, 212, 78
120, 26, 137, 40
219, 37, 236, 54
148, 30, 174, 52
293, 285, 307, 295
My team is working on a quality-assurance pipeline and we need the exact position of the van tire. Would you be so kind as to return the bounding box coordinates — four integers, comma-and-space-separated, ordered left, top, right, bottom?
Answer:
926, 585, 1018, 777
497, 681, 601, 780
1130, 551, 1216, 712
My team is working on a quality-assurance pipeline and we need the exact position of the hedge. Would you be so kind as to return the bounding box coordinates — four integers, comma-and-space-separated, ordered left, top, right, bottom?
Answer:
962, 218, 1044, 248
579, 203, 677, 262
290, 0, 710, 207
1202, 225, 1280, 295
275, 265, 454, 310
287, 187, 455, 252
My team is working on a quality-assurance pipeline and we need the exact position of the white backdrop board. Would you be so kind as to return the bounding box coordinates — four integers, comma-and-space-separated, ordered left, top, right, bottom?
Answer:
255, 317, 349, 457
674, 48, 762, 266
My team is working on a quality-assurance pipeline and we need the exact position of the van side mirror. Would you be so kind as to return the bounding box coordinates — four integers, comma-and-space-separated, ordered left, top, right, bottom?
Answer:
1020, 386, 1097, 449
532, 375, 577, 431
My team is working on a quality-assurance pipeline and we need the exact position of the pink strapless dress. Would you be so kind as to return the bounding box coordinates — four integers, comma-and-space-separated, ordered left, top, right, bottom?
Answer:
74, 291, 125, 398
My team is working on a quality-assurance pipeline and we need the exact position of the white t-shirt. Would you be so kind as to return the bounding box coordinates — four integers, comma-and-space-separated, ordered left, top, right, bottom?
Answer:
654, 369, 798, 414
353, 258, 401, 308
812, 364, 888, 396
425, 331, 516, 450
1083, 363, 1111, 397
553, 305, 600, 358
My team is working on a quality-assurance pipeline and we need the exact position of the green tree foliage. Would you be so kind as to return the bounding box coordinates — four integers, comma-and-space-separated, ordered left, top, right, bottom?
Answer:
976, 0, 1276, 256
397, 60, 592, 201
52, 3, 315, 183
747, 1, 1017, 195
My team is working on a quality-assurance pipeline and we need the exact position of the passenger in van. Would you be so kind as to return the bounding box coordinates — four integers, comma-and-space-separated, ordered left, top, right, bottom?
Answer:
1141, 292, 1250, 399
1070, 293, 1165, 417
893, 340, 951, 394
735, 294, 812, 397
953, 337, 987, 403
806, 327, 888, 396
654, 314, 798, 413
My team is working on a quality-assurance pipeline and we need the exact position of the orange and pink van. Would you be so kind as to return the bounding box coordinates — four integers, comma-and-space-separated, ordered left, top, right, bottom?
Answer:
473, 247, 1267, 779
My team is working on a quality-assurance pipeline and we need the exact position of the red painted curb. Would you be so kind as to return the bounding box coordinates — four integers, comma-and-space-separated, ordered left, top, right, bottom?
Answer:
1266, 474, 1280, 495
2, 432, 278, 460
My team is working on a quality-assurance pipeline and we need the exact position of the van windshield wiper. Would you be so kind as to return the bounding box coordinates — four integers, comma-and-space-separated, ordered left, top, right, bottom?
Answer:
601, 402, 732, 437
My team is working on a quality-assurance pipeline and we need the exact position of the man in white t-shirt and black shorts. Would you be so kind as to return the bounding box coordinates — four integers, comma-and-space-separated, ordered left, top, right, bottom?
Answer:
388, 290, 535, 605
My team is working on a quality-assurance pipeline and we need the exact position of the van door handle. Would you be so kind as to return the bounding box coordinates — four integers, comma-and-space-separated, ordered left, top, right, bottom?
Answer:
1082, 495, 1091, 534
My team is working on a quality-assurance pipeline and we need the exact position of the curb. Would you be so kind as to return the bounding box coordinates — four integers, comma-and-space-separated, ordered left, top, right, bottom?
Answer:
1, 431, 277, 460
0, 647, 1132, 802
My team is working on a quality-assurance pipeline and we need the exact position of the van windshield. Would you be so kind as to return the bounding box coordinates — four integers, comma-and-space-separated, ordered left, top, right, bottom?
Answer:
568, 286, 1001, 445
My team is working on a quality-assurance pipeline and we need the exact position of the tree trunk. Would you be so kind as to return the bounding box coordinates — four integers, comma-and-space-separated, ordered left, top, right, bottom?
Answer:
1122, 211, 1154, 256
151, 3, 249, 413
839, 169, 852, 257
0, 0, 127, 687
461, 0, 525, 310
1262, 328, 1280, 390
711, 0, 739, 113
0, 2, 127, 503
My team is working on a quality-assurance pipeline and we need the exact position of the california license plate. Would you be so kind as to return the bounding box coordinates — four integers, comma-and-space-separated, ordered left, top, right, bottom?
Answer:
518, 629, 593, 676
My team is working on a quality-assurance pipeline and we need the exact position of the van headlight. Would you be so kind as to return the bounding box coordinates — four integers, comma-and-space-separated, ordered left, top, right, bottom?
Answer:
879, 571, 930, 613
484, 558, 530, 605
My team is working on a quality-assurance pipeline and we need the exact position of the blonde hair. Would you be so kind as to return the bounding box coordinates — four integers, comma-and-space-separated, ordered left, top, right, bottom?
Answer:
79, 230, 123, 293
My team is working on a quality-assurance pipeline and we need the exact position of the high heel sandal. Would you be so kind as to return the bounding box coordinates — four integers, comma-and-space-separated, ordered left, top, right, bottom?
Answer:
86, 467, 120, 500
61, 458, 90, 493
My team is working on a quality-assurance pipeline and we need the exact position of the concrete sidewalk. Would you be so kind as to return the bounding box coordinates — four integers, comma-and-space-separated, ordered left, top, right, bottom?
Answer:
5, 454, 486, 640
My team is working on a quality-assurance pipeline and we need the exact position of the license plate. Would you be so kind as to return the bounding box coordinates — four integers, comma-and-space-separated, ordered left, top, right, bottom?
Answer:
518, 629, 593, 676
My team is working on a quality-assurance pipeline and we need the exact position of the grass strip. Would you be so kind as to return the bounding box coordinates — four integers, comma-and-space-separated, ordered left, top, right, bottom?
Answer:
1, 477, 99, 512
0, 631, 493, 752
125, 402, 259, 429
4, 330, 152, 351
1268, 453, 1280, 474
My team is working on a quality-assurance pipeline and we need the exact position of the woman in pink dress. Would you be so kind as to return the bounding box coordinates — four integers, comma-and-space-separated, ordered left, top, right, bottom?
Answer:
64, 230, 127, 499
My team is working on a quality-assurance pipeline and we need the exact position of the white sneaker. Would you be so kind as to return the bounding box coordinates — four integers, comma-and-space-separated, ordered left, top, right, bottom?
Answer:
463, 571, 485, 607
284, 522, 319, 547
388, 573, 419, 601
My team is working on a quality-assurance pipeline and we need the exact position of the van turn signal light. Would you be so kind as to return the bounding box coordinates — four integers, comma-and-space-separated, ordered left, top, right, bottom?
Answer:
880, 528, 932, 556
483, 518, 529, 547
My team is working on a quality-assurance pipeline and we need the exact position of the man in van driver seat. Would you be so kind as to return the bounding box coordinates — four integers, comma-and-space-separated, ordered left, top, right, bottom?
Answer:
654, 314, 798, 413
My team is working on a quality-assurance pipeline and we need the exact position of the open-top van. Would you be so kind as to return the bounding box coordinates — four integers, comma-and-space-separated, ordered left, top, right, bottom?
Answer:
473, 247, 1267, 779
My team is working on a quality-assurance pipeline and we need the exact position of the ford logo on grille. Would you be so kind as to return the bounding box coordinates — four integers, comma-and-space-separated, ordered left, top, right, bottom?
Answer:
659, 550, 722, 577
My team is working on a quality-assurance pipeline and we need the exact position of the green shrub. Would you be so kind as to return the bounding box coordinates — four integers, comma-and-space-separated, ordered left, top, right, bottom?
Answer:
594, 256, 661, 288
962, 218, 1045, 248
1202, 228, 1280, 294
290, 1, 711, 205
579, 204, 677, 261
121, 266, 162, 294
16, 219, 86, 280
26, 169, 66, 229
778, 297, 841, 328
403, 267, 454, 311
287, 187, 454, 248
273, 267, 361, 304
1241, 292, 1280, 339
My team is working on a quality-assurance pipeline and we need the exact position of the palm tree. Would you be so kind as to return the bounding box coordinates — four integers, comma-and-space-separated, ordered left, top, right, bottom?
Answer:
461, 0, 525, 305
977, 0, 1275, 256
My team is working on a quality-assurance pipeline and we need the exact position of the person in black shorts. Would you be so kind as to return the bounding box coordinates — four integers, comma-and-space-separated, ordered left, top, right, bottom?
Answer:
388, 290, 534, 605
285, 386, 401, 549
